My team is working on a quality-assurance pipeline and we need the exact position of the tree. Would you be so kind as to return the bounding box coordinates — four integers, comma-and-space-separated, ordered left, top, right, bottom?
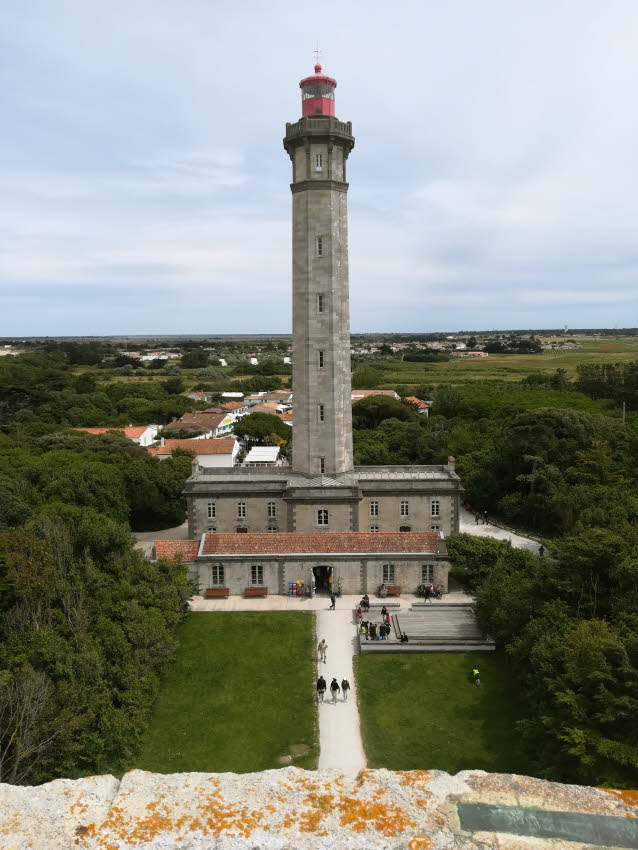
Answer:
233, 413, 289, 444
352, 396, 416, 429
180, 348, 210, 369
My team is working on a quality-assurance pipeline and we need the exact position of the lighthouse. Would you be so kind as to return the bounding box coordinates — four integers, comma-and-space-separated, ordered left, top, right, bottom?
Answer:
283, 64, 355, 476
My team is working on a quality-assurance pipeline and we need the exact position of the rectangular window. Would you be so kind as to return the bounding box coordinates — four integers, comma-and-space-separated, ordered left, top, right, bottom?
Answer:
317, 293, 324, 313
315, 235, 324, 256
431, 524, 440, 532
431, 500, 440, 517
370, 525, 379, 532
318, 403, 325, 422
207, 502, 216, 519
267, 501, 276, 518
400, 500, 409, 517
251, 565, 264, 586
207, 526, 217, 532
421, 564, 434, 584
370, 500, 379, 517
383, 563, 395, 584
210, 563, 225, 586
267, 526, 277, 533
317, 509, 329, 526
237, 501, 246, 519
315, 152, 323, 171
320, 457, 325, 474
318, 350, 324, 368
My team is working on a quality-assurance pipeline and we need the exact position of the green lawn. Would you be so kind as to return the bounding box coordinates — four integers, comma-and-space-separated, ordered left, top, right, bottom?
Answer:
354, 652, 530, 775
134, 612, 318, 773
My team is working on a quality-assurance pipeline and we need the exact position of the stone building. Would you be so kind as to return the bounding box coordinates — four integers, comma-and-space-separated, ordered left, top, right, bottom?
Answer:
175, 63, 463, 596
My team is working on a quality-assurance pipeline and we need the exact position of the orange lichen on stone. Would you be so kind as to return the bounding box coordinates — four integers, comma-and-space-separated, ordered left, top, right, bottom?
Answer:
338, 795, 416, 836
408, 837, 433, 849
399, 770, 431, 788
602, 788, 638, 807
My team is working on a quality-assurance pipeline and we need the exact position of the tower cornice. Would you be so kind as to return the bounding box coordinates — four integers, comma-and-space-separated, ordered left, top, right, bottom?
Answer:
290, 179, 349, 194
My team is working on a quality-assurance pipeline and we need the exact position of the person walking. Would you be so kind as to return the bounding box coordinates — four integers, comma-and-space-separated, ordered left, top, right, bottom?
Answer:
483, 510, 489, 525
330, 592, 336, 610
330, 677, 340, 703
317, 639, 328, 664
316, 675, 326, 703
341, 678, 350, 701
475, 512, 479, 525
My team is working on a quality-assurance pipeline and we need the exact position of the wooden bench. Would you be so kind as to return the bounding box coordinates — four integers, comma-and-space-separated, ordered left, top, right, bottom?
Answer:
384, 585, 402, 597
205, 587, 229, 599
244, 586, 268, 598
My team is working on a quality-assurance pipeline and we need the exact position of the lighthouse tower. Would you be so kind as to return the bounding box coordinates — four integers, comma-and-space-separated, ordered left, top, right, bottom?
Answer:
283, 64, 355, 476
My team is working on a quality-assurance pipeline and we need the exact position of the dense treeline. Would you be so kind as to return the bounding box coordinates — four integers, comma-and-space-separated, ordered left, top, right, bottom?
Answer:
353, 375, 638, 786
0, 353, 197, 784
446, 534, 638, 787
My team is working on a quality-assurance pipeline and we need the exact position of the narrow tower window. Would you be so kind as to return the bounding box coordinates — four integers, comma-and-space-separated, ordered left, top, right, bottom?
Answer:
317, 509, 329, 526
318, 404, 325, 422
320, 457, 325, 474
370, 501, 379, 517
315, 236, 324, 256
315, 153, 323, 171
267, 501, 276, 518
237, 501, 246, 519
317, 293, 324, 313
431, 500, 440, 517
400, 500, 409, 517
318, 350, 324, 369
207, 502, 216, 519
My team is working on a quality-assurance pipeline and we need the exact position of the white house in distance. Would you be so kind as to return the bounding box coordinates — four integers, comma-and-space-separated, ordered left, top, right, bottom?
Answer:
243, 446, 284, 467
73, 425, 159, 447
351, 389, 400, 402
149, 437, 239, 468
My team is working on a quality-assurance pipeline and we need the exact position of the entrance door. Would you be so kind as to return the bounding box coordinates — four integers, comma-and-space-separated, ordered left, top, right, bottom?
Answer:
313, 565, 333, 595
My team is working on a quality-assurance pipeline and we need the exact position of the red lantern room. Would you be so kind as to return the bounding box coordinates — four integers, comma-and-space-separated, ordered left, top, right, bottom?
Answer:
300, 63, 336, 117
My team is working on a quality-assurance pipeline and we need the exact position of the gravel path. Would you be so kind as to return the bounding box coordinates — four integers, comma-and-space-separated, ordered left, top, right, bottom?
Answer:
459, 506, 541, 554
315, 602, 366, 774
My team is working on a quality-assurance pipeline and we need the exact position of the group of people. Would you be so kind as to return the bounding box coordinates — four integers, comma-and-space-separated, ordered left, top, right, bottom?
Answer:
316, 639, 350, 703
358, 605, 392, 641
417, 583, 440, 601
474, 510, 489, 525
316, 674, 350, 703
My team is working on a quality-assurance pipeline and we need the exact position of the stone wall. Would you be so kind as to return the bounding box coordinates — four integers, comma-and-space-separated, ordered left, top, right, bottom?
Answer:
2, 767, 636, 849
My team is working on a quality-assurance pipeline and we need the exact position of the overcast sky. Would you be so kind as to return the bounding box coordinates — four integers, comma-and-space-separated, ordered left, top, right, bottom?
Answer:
1, 0, 637, 335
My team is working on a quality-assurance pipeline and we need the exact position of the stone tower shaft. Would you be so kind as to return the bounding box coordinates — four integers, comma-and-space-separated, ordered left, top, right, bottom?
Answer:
284, 81, 355, 477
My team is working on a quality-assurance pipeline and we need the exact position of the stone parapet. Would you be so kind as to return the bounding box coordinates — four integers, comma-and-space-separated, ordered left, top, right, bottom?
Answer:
1, 767, 636, 849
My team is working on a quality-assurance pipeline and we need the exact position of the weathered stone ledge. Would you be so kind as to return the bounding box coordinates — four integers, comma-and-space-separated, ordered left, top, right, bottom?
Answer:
0, 767, 636, 849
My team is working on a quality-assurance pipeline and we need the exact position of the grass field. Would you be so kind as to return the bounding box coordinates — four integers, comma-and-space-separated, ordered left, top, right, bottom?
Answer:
134, 612, 318, 774
354, 652, 530, 775
374, 337, 638, 387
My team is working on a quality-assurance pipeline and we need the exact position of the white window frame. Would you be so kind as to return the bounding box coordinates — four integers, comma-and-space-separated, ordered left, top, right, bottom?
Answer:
317, 509, 329, 526
210, 563, 225, 586
237, 501, 246, 519
431, 499, 440, 517
370, 500, 379, 517
400, 500, 409, 517
207, 502, 216, 519
315, 152, 323, 171
421, 564, 434, 584
267, 526, 277, 533
318, 350, 324, 369
267, 501, 276, 519
315, 235, 324, 257
250, 565, 264, 586
318, 403, 325, 423
317, 293, 324, 314
430, 524, 440, 532
370, 525, 379, 532
207, 526, 217, 532
382, 563, 395, 584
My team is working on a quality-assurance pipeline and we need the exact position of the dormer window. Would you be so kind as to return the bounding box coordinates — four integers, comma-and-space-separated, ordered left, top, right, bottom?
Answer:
315, 153, 323, 171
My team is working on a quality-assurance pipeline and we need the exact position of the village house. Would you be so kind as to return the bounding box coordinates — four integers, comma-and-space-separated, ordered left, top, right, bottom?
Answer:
73, 425, 159, 447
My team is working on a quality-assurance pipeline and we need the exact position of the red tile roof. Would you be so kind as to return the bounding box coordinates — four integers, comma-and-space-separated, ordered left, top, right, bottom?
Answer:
251, 402, 280, 413
276, 411, 293, 422
73, 426, 149, 438
150, 438, 236, 456
404, 396, 428, 408
220, 401, 244, 410
166, 412, 225, 430
201, 531, 440, 556
153, 540, 200, 561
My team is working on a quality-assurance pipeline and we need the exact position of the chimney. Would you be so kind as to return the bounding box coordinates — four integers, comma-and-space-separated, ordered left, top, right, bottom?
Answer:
160, 437, 165, 447
447, 456, 455, 472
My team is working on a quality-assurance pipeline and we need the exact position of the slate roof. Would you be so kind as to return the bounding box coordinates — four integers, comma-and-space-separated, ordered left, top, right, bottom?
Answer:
200, 531, 440, 556
153, 540, 200, 561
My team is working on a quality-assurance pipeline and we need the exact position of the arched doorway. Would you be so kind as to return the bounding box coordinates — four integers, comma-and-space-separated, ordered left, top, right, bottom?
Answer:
313, 565, 333, 595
